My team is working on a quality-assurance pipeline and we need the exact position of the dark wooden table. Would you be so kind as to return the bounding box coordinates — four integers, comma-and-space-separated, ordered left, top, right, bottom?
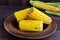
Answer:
0, 6, 60, 40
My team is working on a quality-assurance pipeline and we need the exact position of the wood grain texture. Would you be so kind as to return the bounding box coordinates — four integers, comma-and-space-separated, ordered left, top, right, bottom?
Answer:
41, 0, 60, 2
0, 0, 60, 5
7, 0, 60, 6
0, 0, 8, 5
8, 0, 22, 5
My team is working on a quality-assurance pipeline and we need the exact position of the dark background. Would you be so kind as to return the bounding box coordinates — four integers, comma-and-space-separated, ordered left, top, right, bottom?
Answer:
0, 0, 60, 40
0, 0, 60, 5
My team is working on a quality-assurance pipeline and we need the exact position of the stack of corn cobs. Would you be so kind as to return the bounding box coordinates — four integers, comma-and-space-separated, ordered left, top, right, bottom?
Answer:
14, 7, 52, 32
14, 0, 60, 32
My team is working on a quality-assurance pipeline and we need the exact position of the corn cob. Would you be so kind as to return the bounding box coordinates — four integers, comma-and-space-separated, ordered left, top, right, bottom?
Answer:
30, 1, 60, 12
14, 8, 30, 21
19, 20, 43, 31
28, 7, 52, 24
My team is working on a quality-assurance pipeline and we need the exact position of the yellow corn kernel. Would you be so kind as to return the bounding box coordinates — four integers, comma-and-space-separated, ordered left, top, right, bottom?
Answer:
19, 20, 43, 31
14, 8, 30, 21
30, 1, 60, 12
28, 7, 52, 24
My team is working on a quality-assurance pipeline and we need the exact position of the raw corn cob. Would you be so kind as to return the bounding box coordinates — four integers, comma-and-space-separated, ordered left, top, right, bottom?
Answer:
14, 8, 30, 21
30, 1, 60, 12
28, 7, 52, 24
19, 20, 43, 31
44, 2, 60, 16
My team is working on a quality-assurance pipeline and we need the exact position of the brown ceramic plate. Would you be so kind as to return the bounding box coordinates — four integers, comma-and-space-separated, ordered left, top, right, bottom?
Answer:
4, 14, 57, 39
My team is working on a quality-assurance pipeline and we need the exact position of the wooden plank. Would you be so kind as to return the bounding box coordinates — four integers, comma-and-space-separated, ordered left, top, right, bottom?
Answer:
41, 0, 60, 2
8, 0, 22, 6
0, 0, 8, 5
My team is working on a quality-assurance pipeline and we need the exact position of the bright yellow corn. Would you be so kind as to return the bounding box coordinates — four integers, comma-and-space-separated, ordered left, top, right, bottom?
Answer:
14, 8, 30, 21
19, 20, 43, 31
28, 7, 52, 24
30, 1, 60, 12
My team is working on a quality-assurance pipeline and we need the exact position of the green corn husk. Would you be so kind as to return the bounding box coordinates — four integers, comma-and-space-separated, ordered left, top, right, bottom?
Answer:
46, 2, 60, 7
45, 11, 60, 16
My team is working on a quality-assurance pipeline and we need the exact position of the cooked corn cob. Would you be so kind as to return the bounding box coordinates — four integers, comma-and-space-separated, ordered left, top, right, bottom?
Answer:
19, 20, 43, 31
14, 8, 30, 21
28, 7, 52, 24
30, 1, 60, 12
